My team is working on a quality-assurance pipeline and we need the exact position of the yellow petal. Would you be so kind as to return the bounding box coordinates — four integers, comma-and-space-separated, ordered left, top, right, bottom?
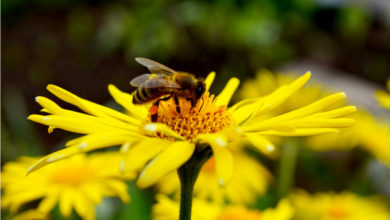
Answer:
376, 90, 390, 109
229, 99, 264, 125
7, 190, 46, 213
256, 72, 311, 114
47, 84, 139, 125
196, 134, 234, 186
28, 115, 116, 134
309, 106, 357, 119
59, 190, 73, 217
142, 123, 185, 140
258, 128, 340, 136
137, 141, 195, 188
80, 184, 103, 204
35, 96, 63, 115
245, 133, 278, 157
119, 141, 133, 153
70, 132, 139, 151
244, 93, 348, 131
28, 133, 131, 174
286, 118, 356, 128
122, 138, 173, 172
38, 192, 59, 213
108, 84, 148, 119
73, 191, 95, 220
204, 71, 216, 91
216, 77, 240, 107
12, 210, 47, 220
104, 180, 131, 203
27, 147, 80, 174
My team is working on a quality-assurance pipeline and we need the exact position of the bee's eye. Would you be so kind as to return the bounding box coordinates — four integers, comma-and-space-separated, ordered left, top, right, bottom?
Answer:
195, 83, 205, 98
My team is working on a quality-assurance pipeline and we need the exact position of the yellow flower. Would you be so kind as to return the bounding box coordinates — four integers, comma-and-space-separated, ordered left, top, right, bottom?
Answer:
1, 152, 133, 220
239, 70, 390, 162
152, 194, 294, 220
375, 78, 390, 109
289, 190, 390, 220
157, 151, 272, 204
306, 110, 390, 165
28, 71, 355, 188
238, 69, 333, 113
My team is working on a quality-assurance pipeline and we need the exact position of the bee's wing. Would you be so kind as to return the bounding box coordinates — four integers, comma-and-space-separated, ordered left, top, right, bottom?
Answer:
135, 57, 177, 75
130, 74, 181, 89
144, 76, 181, 89
130, 74, 151, 87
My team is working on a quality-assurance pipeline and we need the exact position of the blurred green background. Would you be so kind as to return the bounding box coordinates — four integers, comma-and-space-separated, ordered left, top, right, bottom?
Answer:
2, 0, 390, 219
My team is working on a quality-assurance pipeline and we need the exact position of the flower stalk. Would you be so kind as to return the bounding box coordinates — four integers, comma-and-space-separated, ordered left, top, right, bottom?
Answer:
277, 138, 299, 199
177, 144, 213, 220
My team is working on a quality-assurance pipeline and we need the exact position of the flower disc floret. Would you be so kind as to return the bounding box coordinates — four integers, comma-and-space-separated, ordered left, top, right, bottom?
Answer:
149, 93, 235, 141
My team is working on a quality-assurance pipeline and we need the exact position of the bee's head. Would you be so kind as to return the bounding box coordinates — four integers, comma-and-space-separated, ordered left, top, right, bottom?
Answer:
195, 81, 206, 99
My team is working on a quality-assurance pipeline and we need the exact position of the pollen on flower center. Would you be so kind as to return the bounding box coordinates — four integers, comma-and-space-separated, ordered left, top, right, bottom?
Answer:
51, 164, 96, 186
146, 92, 235, 141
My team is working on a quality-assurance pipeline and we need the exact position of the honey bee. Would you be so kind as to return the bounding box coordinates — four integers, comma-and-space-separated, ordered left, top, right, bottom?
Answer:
131, 57, 206, 122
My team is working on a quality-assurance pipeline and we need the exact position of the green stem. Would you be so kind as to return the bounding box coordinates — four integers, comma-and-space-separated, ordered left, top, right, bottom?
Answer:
277, 138, 299, 199
177, 145, 212, 220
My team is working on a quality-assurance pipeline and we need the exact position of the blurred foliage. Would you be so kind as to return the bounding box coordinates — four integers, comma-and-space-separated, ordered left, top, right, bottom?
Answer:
2, 0, 390, 219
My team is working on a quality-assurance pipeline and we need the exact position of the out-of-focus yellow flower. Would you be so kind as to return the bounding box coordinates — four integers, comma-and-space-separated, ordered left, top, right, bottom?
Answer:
306, 110, 390, 165
152, 194, 294, 220
157, 152, 271, 204
375, 78, 390, 109
240, 70, 390, 163
1, 152, 133, 220
289, 190, 390, 220
28, 71, 355, 188
238, 69, 333, 113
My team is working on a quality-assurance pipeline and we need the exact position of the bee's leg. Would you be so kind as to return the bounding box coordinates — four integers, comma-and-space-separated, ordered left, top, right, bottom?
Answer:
150, 99, 161, 122
150, 96, 172, 122
160, 96, 171, 101
174, 95, 181, 114
198, 96, 205, 111
186, 97, 195, 108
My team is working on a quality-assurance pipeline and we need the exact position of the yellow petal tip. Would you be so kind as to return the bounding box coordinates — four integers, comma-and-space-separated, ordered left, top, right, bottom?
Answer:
120, 160, 126, 173
266, 144, 275, 152
46, 154, 65, 162
216, 137, 227, 147
144, 123, 157, 133
78, 142, 88, 149
26, 166, 34, 176
218, 178, 225, 187
46, 84, 56, 90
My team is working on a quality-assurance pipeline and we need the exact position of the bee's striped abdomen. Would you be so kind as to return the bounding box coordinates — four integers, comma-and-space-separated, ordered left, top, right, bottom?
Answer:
133, 87, 148, 104
133, 85, 171, 105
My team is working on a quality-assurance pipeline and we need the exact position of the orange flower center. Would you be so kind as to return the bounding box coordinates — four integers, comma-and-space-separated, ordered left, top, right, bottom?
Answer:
148, 92, 235, 141
51, 164, 96, 186
217, 206, 261, 220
